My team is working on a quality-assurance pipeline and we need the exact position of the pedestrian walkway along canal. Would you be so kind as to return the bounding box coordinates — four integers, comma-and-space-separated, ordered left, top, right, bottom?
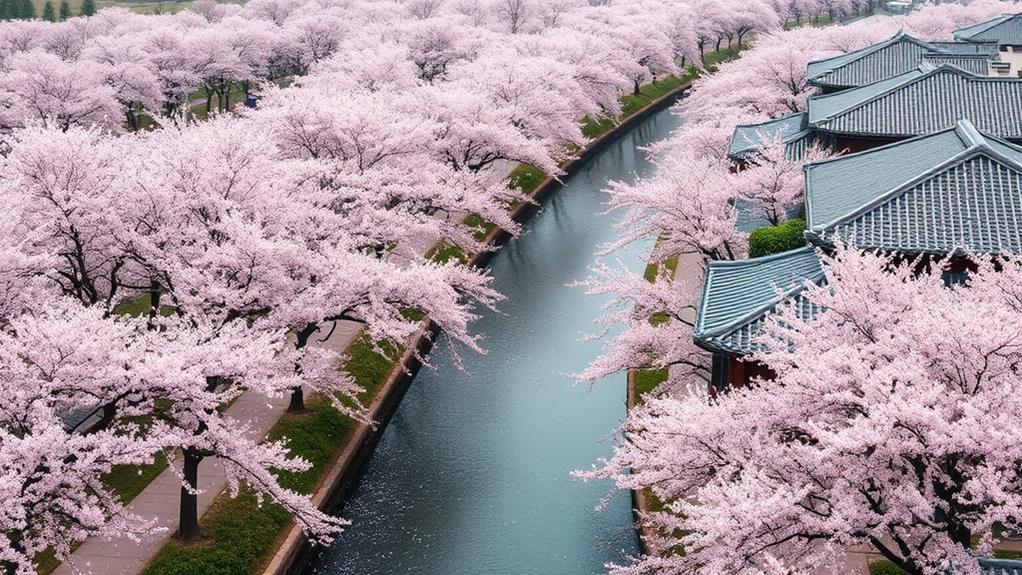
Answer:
302, 104, 684, 575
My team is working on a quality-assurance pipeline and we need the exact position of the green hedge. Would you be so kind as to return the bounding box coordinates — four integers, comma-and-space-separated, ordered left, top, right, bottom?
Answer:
868, 560, 907, 575
748, 218, 806, 258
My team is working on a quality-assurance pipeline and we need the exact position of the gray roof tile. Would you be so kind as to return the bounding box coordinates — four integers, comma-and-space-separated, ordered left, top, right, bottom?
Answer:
728, 112, 810, 160
807, 32, 997, 89
922, 53, 994, 76
805, 120, 1022, 254
955, 13, 1022, 45
694, 248, 823, 354
808, 65, 1022, 140
980, 559, 1022, 575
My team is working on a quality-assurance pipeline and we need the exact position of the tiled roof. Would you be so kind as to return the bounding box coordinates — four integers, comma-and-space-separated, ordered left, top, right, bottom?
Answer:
694, 248, 823, 355
805, 120, 1022, 255
728, 112, 812, 160
981, 559, 1022, 575
807, 32, 997, 89
955, 13, 1022, 45
808, 64, 1022, 140
921, 52, 994, 76
928, 41, 1001, 54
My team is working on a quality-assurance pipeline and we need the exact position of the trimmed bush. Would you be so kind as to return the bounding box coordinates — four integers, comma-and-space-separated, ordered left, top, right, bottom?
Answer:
748, 218, 806, 258
868, 560, 907, 575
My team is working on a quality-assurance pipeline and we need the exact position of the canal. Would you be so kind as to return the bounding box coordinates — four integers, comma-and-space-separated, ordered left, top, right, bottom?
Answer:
303, 102, 684, 575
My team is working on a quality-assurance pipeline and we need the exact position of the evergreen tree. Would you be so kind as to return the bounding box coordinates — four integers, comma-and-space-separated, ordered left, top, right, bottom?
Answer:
0, 0, 11, 19
41, 0, 54, 20
17, 0, 34, 19
57, 0, 68, 19
78, 0, 93, 16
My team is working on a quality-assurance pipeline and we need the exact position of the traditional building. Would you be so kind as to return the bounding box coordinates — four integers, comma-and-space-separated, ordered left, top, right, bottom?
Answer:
955, 13, 1022, 77
804, 119, 1022, 258
694, 247, 823, 391
731, 37, 1009, 163
807, 64, 1022, 152
978, 558, 1022, 574
699, 120, 1022, 390
807, 31, 997, 93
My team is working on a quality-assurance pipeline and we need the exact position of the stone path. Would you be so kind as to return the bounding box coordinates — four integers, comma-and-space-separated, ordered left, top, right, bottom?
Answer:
666, 251, 705, 397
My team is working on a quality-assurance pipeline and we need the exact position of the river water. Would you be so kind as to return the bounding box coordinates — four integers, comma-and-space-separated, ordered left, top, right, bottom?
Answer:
303, 102, 684, 575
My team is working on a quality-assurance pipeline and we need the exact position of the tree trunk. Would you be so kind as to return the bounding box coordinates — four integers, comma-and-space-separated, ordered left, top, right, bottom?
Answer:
176, 448, 204, 542
287, 323, 320, 413
715, 37, 722, 52
204, 87, 213, 114
633, 78, 641, 96
288, 386, 306, 413
148, 281, 161, 328
126, 108, 137, 131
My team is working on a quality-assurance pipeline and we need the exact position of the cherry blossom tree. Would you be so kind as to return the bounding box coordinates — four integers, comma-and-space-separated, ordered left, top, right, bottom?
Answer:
583, 248, 1022, 575
82, 35, 162, 130
497, 0, 530, 33
733, 140, 832, 225
0, 303, 175, 575
606, 152, 744, 263
115, 115, 505, 535
577, 151, 743, 387
0, 50, 120, 131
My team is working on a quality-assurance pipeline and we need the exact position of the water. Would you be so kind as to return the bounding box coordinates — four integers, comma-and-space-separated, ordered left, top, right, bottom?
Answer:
303, 103, 684, 575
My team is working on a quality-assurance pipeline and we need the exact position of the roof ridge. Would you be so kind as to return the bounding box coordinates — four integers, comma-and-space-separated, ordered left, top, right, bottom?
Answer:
955, 119, 986, 147
698, 267, 824, 339
807, 32, 933, 82
731, 112, 806, 131
814, 64, 975, 125
705, 246, 815, 268
810, 145, 1022, 235
955, 13, 1014, 38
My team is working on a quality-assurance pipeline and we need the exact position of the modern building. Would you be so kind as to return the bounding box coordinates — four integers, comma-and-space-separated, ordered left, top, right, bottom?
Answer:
955, 13, 1022, 77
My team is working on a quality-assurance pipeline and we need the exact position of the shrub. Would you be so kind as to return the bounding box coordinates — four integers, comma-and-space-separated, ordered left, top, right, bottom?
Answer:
748, 218, 806, 258
868, 560, 907, 575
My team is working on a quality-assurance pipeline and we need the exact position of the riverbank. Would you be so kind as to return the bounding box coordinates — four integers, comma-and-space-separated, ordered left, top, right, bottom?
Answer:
260, 75, 694, 575
102, 71, 694, 575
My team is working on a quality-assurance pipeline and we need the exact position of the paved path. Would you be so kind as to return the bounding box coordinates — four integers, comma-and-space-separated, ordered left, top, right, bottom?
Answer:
666, 251, 705, 397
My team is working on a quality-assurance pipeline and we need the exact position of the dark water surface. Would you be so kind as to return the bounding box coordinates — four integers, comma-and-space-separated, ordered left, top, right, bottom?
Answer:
303, 104, 684, 575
